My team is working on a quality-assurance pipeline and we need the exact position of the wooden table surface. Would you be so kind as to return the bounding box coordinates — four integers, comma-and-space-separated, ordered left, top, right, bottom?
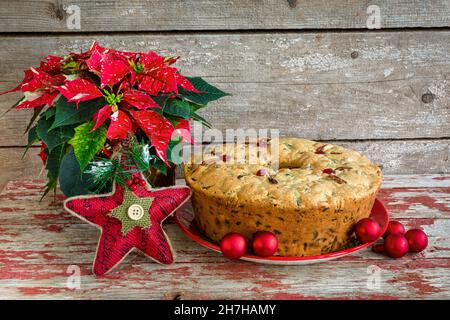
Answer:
0, 174, 449, 300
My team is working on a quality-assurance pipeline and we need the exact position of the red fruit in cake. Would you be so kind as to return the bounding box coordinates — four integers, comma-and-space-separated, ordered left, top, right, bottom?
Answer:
384, 234, 409, 258
222, 154, 230, 162
405, 229, 428, 253
383, 221, 405, 239
372, 243, 384, 254
220, 232, 247, 260
256, 168, 267, 176
322, 168, 335, 174
252, 231, 278, 257
355, 218, 381, 243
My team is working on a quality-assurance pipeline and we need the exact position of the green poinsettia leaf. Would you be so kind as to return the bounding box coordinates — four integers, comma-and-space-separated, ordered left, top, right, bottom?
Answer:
163, 99, 192, 119
68, 121, 107, 171
179, 77, 230, 106
191, 112, 212, 128
152, 95, 170, 108
24, 105, 45, 133
36, 116, 75, 152
59, 149, 91, 197
44, 107, 56, 119
23, 126, 39, 158
42, 143, 66, 199
50, 96, 105, 130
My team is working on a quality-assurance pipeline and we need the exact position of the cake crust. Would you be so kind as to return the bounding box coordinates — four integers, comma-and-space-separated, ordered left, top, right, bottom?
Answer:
183, 137, 383, 256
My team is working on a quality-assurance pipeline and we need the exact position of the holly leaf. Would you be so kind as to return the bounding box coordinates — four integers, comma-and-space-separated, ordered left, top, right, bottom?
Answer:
59, 149, 91, 197
36, 116, 75, 152
163, 99, 192, 119
179, 77, 230, 106
50, 96, 105, 130
68, 121, 107, 171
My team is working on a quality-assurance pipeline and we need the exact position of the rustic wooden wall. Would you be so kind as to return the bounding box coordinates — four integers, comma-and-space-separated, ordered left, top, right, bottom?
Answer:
0, 0, 449, 189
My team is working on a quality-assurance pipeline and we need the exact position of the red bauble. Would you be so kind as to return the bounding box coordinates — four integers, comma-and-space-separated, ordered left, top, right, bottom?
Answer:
405, 229, 428, 253
383, 221, 405, 239
252, 231, 278, 257
355, 218, 381, 243
220, 232, 247, 260
384, 234, 409, 258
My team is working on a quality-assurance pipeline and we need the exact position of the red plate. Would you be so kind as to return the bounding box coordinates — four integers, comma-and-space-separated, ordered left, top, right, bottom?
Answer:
174, 199, 389, 265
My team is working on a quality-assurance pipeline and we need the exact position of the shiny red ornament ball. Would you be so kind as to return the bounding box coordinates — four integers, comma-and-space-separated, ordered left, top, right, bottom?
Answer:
126, 179, 133, 186
405, 229, 428, 253
355, 218, 381, 243
384, 234, 409, 258
139, 179, 147, 187
383, 221, 405, 238
130, 184, 139, 191
220, 232, 247, 260
252, 231, 278, 257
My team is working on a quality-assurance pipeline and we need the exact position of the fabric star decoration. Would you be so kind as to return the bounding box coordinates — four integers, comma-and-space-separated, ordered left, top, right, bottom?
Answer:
63, 173, 191, 276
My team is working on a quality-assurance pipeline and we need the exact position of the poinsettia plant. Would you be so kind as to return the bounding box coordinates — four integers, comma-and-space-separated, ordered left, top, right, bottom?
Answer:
1, 41, 229, 197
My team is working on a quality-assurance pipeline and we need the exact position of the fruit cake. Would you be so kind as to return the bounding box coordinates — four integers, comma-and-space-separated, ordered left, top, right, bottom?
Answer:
183, 137, 383, 256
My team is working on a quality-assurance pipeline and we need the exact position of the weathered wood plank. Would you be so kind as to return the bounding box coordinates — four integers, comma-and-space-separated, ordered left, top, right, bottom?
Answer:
0, 148, 42, 192
0, 0, 449, 32
1, 32, 449, 146
0, 136, 448, 191
0, 258, 449, 299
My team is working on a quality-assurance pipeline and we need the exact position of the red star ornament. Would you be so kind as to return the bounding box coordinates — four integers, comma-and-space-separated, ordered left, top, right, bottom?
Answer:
63, 173, 191, 276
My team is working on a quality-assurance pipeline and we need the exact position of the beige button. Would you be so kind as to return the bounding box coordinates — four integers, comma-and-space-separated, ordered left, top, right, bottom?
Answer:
127, 204, 145, 221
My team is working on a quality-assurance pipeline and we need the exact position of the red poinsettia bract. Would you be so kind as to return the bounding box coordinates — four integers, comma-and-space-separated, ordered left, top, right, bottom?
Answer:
0, 41, 201, 163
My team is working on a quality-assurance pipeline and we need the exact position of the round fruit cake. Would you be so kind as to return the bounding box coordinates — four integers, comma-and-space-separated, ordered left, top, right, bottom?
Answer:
183, 137, 383, 256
